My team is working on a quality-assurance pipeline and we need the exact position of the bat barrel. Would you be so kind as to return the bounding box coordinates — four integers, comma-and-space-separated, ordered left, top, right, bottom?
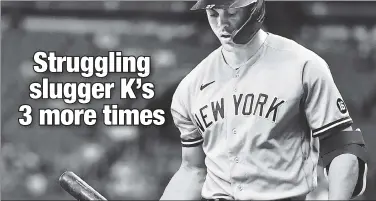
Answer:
59, 171, 107, 201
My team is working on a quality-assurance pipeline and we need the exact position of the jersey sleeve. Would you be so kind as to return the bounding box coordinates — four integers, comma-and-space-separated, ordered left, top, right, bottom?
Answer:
302, 57, 353, 138
171, 83, 203, 147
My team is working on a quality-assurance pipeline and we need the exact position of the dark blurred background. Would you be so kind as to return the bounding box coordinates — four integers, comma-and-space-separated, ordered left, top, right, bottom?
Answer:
1, 1, 375, 200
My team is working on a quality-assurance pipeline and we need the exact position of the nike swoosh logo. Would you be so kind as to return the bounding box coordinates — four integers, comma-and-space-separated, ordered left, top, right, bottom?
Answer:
200, 81, 215, 91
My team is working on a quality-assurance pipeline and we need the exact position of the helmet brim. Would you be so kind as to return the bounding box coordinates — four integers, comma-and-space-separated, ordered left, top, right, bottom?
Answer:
190, 0, 257, 10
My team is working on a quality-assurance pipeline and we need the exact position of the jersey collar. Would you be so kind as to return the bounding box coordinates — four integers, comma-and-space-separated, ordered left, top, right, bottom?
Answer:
220, 29, 268, 70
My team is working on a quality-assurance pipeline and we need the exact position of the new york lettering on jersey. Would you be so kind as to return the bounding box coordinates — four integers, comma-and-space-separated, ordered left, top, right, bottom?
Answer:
193, 92, 285, 132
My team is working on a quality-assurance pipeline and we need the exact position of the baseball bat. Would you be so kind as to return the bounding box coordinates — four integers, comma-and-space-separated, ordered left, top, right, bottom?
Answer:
59, 171, 107, 201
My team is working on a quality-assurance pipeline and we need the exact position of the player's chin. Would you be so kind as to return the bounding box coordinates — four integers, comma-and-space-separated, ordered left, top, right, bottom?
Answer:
219, 36, 233, 44
221, 40, 236, 51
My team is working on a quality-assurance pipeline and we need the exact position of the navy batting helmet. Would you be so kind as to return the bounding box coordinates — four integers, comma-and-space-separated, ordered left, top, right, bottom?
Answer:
191, 0, 266, 44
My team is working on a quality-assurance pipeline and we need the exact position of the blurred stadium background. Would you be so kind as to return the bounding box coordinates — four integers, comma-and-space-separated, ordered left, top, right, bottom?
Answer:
1, 1, 376, 200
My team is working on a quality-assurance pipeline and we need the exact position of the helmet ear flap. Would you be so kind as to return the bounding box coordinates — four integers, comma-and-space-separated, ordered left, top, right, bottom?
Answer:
232, 0, 266, 44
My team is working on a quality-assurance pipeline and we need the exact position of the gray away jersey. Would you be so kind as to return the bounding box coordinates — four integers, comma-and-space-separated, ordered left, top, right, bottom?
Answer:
170, 32, 353, 200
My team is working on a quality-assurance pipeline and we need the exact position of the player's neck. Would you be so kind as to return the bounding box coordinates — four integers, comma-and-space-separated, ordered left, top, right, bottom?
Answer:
222, 29, 268, 69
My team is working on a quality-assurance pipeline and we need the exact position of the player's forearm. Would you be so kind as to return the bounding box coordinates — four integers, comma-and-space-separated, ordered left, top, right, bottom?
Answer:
160, 165, 206, 200
328, 153, 359, 200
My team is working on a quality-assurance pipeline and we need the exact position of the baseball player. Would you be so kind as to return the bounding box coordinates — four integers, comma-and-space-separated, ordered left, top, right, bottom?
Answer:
160, 0, 368, 200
